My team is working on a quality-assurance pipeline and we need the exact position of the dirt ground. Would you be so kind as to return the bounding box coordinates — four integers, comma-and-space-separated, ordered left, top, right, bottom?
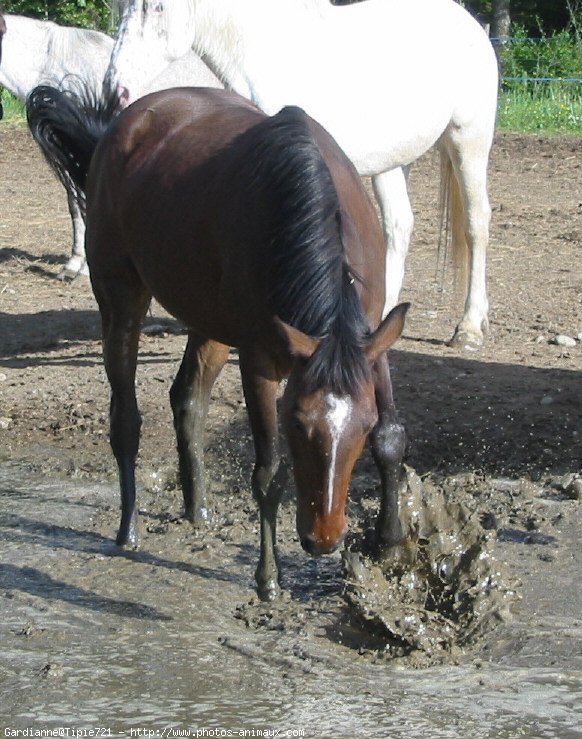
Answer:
0, 125, 581, 733
1, 127, 580, 479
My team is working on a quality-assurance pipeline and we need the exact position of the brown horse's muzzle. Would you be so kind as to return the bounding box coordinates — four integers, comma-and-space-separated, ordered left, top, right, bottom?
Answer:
291, 422, 362, 558
300, 528, 347, 556
297, 506, 348, 557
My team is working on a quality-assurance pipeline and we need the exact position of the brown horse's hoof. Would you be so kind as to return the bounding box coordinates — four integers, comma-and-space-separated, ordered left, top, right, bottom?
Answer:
184, 505, 211, 526
104, 538, 139, 556
114, 517, 139, 550
256, 579, 280, 602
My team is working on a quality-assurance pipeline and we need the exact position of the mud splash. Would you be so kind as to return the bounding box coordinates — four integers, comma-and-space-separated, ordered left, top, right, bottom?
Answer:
342, 467, 520, 665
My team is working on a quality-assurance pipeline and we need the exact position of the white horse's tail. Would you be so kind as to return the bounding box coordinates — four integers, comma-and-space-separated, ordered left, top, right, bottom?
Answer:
438, 149, 468, 300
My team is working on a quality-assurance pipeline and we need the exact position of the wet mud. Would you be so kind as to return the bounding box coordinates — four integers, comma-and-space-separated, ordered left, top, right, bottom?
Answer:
342, 467, 520, 665
1, 127, 581, 734
1, 463, 581, 736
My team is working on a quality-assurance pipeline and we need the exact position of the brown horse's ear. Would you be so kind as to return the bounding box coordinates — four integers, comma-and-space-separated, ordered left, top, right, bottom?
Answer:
365, 302, 410, 362
273, 317, 319, 360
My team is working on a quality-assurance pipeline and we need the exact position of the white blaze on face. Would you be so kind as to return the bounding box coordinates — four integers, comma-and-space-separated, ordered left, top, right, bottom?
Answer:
325, 394, 352, 514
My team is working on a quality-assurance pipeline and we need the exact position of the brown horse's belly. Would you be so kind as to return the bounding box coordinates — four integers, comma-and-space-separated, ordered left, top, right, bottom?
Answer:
130, 240, 248, 347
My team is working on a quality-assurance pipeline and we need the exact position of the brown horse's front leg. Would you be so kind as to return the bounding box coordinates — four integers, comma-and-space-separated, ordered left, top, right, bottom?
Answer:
370, 353, 406, 547
239, 350, 284, 601
170, 334, 229, 524
252, 462, 287, 600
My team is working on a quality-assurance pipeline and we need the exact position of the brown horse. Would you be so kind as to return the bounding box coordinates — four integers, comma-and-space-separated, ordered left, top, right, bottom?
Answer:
27, 86, 408, 600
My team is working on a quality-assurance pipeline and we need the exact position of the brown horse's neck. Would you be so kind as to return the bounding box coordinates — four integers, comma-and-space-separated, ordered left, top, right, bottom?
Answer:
215, 105, 371, 394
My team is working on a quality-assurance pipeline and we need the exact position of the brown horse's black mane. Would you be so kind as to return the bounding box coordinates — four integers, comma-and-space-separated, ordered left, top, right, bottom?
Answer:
225, 105, 372, 394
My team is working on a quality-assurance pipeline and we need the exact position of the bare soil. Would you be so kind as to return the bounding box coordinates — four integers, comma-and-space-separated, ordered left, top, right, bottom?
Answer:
1, 127, 580, 479
0, 125, 581, 734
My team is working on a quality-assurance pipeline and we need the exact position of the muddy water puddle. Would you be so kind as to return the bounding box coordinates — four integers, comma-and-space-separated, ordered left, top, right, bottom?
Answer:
1, 463, 581, 737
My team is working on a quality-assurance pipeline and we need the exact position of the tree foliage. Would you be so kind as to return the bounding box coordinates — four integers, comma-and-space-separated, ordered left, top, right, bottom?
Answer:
462, 0, 577, 36
501, 23, 582, 80
0, 1, 114, 31
1, 0, 579, 36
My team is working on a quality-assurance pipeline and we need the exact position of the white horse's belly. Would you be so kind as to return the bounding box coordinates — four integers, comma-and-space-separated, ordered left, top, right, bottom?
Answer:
253, 78, 452, 176
330, 113, 448, 175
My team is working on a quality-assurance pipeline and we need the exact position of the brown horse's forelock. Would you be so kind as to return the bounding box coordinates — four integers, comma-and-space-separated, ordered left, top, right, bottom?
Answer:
229, 105, 372, 395
302, 276, 372, 396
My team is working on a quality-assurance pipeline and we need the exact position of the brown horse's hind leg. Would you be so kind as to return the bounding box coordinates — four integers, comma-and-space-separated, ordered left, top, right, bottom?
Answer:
93, 274, 151, 549
239, 350, 285, 601
170, 334, 229, 524
370, 353, 406, 547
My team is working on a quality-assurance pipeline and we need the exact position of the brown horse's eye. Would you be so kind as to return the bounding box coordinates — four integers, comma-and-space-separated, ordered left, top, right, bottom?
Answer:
364, 414, 378, 434
289, 414, 312, 439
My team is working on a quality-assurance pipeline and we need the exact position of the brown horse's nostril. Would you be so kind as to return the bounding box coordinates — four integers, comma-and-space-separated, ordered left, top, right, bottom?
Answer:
301, 532, 344, 557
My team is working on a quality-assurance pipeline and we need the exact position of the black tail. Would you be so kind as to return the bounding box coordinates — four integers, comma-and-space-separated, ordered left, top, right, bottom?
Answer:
26, 84, 119, 216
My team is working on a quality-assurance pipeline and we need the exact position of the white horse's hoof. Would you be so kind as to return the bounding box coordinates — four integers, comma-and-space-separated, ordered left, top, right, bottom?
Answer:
448, 328, 483, 351
58, 256, 89, 281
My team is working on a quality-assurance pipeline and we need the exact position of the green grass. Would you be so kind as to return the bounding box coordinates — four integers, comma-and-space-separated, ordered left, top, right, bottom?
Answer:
495, 26, 582, 133
0, 91, 25, 123
2, 85, 582, 134
497, 82, 582, 133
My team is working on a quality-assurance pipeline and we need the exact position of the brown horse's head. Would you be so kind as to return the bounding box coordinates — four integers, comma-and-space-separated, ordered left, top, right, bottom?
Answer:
278, 303, 408, 556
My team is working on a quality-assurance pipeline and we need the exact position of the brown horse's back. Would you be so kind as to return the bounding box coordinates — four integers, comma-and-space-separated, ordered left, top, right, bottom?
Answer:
86, 88, 268, 344
86, 87, 385, 349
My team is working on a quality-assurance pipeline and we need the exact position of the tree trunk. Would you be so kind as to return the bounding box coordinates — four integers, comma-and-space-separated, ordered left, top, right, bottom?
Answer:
492, 0, 511, 40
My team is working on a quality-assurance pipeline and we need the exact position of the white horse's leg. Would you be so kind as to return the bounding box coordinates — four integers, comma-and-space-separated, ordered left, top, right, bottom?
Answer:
441, 133, 492, 350
372, 167, 414, 318
59, 190, 88, 280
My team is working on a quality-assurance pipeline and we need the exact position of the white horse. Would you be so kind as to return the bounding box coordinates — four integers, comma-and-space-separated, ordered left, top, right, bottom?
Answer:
0, 13, 220, 279
103, 0, 498, 349
0, 12, 5, 67
0, 14, 113, 277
